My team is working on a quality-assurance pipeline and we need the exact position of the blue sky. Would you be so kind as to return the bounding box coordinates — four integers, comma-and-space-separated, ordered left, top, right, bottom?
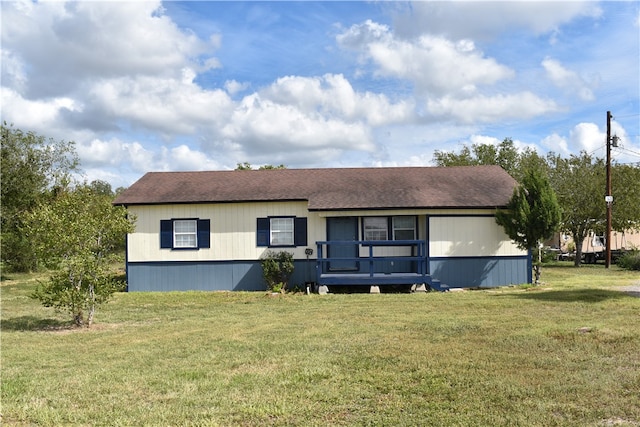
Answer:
1, 1, 639, 188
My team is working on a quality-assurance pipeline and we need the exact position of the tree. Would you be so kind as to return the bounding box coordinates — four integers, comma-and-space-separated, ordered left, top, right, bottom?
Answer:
235, 162, 286, 170
496, 167, 561, 283
546, 152, 605, 267
26, 184, 135, 327
611, 164, 640, 233
88, 179, 114, 197
1, 124, 79, 271
433, 138, 543, 182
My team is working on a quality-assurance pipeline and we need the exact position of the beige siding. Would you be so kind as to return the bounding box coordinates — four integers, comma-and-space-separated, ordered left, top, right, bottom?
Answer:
127, 204, 523, 262
127, 202, 324, 262
429, 216, 525, 257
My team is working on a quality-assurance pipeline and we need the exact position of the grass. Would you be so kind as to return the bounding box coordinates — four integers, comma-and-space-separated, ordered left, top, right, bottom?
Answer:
1, 263, 639, 426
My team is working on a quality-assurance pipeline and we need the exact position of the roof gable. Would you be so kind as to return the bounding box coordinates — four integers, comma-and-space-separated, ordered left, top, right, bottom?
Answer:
113, 166, 518, 210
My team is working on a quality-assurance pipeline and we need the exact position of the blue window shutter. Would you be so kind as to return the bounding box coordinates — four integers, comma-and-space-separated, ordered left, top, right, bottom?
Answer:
198, 219, 210, 249
257, 217, 270, 247
294, 217, 307, 246
160, 220, 173, 248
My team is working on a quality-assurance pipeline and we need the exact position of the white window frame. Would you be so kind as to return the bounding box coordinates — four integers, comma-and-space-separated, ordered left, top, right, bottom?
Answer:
363, 217, 388, 241
270, 217, 294, 246
392, 216, 417, 241
173, 219, 198, 248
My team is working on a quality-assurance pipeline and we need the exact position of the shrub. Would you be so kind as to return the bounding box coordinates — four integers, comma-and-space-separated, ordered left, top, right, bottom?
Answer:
541, 247, 557, 263
617, 250, 640, 271
260, 250, 295, 293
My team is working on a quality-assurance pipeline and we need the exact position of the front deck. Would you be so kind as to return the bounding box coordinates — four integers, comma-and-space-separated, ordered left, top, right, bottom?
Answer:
315, 240, 447, 291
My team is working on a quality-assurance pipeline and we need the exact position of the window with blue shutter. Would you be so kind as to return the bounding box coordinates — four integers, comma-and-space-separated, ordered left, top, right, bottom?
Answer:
160, 218, 210, 250
160, 220, 173, 248
257, 217, 307, 247
197, 219, 210, 248
256, 218, 270, 247
294, 217, 307, 246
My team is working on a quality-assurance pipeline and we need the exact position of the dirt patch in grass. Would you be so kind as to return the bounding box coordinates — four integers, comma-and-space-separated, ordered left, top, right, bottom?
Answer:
617, 284, 640, 298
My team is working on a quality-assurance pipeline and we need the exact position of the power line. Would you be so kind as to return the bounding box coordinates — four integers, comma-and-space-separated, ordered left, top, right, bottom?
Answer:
612, 113, 640, 119
614, 146, 640, 159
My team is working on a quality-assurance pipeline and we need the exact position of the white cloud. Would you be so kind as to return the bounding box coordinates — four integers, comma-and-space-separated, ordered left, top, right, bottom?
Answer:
87, 76, 233, 135
391, 2, 602, 40
542, 57, 595, 101
221, 93, 374, 156
540, 133, 570, 156
0, 87, 78, 133
261, 73, 414, 126
542, 122, 639, 165
569, 122, 604, 153
427, 92, 558, 124
160, 145, 223, 172
77, 138, 221, 176
77, 138, 126, 167
338, 20, 513, 98
1, 0, 220, 97
225, 80, 250, 95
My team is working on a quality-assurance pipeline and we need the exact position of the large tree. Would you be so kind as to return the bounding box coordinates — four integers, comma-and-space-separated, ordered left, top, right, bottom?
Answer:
546, 152, 605, 266
26, 184, 135, 327
611, 163, 640, 233
1, 124, 79, 271
433, 138, 545, 182
548, 154, 640, 265
496, 167, 561, 283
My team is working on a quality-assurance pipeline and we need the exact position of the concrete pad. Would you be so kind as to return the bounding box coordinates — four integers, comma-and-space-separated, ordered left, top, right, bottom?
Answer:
370, 285, 380, 294
413, 284, 427, 292
317, 285, 329, 295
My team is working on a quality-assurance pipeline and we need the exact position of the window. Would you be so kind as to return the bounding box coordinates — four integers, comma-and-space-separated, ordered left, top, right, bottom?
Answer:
362, 216, 417, 241
257, 217, 307, 247
393, 216, 417, 240
160, 219, 210, 250
174, 220, 197, 248
363, 217, 388, 241
270, 217, 294, 246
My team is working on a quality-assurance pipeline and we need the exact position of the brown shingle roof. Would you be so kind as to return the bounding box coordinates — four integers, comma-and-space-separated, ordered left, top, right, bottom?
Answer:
113, 166, 517, 210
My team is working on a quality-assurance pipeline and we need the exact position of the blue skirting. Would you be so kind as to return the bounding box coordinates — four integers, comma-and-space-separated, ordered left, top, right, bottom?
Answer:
429, 255, 529, 288
126, 255, 530, 292
126, 260, 317, 292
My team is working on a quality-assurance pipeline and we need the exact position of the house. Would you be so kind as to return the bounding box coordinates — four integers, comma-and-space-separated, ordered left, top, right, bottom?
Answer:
548, 229, 640, 264
113, 166, 531, 292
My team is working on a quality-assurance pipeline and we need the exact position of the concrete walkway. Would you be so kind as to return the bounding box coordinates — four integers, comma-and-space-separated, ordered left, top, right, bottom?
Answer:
617, 281, 640, 297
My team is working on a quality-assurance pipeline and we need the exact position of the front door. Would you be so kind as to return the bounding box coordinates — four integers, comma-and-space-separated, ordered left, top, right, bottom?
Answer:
327, 217, 359, 271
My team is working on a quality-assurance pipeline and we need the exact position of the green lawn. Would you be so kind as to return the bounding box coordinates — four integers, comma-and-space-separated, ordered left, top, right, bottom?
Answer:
2, 264, 639, 426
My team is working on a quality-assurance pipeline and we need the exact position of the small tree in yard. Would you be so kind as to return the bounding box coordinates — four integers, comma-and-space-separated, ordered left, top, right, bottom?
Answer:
496, 167, 561, 284
26, 185, 135, 327
260, 250, 295, 293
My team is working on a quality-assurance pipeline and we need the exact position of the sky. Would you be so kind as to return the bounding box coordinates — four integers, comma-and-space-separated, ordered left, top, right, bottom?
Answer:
1, 1, 639, 189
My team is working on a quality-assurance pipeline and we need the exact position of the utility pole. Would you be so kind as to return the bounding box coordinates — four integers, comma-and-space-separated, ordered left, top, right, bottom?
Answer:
605, 111, 618, 268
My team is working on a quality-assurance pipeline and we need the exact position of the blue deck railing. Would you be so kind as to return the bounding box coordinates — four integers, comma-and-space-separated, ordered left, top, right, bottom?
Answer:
315, 240, 430, 286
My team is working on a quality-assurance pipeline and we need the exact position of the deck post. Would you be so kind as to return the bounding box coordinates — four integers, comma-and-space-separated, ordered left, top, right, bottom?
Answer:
369, 245, 374, 277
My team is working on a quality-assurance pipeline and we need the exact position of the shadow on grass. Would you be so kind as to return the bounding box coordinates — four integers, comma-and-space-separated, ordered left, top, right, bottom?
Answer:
1, 316, 72, 332
498, 288, 633, 303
